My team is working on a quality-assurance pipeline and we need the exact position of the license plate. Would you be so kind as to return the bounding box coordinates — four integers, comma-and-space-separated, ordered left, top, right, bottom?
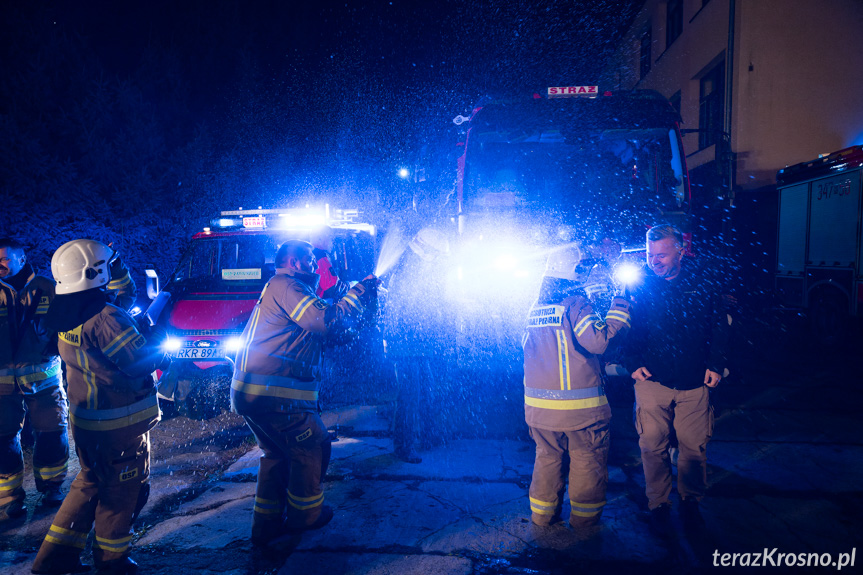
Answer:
173, 348, 226, 360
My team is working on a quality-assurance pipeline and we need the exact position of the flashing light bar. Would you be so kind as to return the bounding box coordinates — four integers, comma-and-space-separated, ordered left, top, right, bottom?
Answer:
275, 211, 327, 229
547, 85, 599, 98
209, 206, 373, 233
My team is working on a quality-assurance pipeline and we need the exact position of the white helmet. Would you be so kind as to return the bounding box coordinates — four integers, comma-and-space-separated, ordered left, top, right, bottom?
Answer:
52, 239, 116, 295
544, 244, 592, 282
408, 228, 449, 262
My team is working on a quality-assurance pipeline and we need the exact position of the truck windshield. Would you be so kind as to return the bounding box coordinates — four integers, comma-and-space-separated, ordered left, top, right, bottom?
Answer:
463, 98, 686, 231
172, 235, 279, 287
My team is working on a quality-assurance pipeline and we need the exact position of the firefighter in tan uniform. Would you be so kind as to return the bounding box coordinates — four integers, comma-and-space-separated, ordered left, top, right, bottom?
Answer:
32, 239, 170, 575
0, 238, 69, 521
523, 245, 631, 529
231, 240, 378, 546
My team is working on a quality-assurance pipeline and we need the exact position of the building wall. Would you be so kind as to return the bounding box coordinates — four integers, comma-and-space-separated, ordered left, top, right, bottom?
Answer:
734, 0, 863, 187
602, 0, 863, 191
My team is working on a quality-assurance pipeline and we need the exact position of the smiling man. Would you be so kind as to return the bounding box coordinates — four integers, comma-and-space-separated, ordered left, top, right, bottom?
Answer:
625, 224, 731, 536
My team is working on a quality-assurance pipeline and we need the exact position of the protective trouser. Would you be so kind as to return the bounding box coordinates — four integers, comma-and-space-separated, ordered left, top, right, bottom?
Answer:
528, 420, 610, 527
244, 411, 331, 536
0, 386, 69, 509
634, 379, 713, 510
392, 358, 434, 453
32, 429, 150, 572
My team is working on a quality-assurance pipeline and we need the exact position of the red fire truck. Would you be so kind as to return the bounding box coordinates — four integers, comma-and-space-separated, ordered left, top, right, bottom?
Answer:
446, 86, 692, 371
145, 206, 377, 417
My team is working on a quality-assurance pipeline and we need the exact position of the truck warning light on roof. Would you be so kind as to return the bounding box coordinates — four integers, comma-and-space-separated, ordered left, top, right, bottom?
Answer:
547, 85, 599, 98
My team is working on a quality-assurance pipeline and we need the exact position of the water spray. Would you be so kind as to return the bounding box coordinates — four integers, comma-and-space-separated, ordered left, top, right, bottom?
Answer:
374, 224, 408, 277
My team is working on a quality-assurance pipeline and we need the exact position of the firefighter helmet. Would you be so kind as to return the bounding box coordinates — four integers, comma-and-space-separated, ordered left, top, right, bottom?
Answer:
544, 244, 593, 282
52, 239, 117, 295
408, 228, 449, 262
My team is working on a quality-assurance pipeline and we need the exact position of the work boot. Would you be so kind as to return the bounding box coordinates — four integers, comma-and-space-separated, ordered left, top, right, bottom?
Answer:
268, 506, 335, 548
0, 500, 27, 522
41, 487, 65, 508
287, 505, 334, 534
680, 498, 706, 530
647, 503, 673, 538
394, 447, 422, 464
94, 557, 137, 575
252, 519, 289, 547
31, 559, 91, 574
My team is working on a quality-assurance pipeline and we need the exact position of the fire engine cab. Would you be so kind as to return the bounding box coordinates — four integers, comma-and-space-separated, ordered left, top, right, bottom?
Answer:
145, 205, 376, 417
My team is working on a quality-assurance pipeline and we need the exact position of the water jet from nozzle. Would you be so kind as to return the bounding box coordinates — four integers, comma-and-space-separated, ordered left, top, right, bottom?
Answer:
374, 224, 407, 277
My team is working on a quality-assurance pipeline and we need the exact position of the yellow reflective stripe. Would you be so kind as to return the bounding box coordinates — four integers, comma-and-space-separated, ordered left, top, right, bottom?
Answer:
575, 314, 599, 337
555, 330, 570, 391
288, 491, 324, 503
287, 491, 323, 510
293, 296, 317, 322
70, 405, 159, 431
290, 296, 313, 320
76, 349, 98, 410
530, 495, 556, 515
0, 375, 16, 385
239, 307, 261, 372
45, 525, 88, 549
524, 395, 608, 410
570, 500, 606, 509
0, 471, 24, 491
107, 273, 132, 289
253, 496, 281, 514
570, 499, 605, 517
35, 463, 68, 480
95, 534, 133, 545
17, 362, 62, 385
605, 310, 631, 327
103, 327, 137, 358
342, 292, 361, 310
529, 496, 556, 508
231, 379, 318, 401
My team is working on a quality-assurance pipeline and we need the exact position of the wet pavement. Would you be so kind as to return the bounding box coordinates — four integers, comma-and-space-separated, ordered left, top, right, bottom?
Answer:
1, 326, 861, 574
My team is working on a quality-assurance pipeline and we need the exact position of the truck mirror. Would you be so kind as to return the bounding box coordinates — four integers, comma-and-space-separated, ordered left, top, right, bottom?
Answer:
145, 264, 160, 300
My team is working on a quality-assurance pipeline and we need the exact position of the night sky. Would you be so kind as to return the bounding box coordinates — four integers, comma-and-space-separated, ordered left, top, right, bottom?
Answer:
0, 0, 639, 269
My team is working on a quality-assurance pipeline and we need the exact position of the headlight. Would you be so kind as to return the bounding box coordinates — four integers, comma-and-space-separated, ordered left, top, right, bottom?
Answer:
225, 336, 244, 352
163, 337, 182, 352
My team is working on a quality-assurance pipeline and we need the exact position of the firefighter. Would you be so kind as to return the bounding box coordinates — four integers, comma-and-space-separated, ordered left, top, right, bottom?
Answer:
310, 226, 348, 301
624, 224, 730, 534
231, 240, 378, 546
0, 238, 68, 521
32, 239, 170, 575
523, 244, 631, 530
383, 226, 452, 463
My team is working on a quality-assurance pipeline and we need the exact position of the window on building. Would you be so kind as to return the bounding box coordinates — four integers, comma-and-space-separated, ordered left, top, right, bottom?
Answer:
640, 28, 652, 79
666, 0, 683, 47
669, 90, 681, 116
699, 61, 725, 149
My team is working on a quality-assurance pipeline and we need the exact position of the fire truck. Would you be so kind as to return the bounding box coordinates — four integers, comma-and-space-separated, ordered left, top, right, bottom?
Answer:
445, 86, 691, 373
144, 206, 377, 417
775, 146, 863, 342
